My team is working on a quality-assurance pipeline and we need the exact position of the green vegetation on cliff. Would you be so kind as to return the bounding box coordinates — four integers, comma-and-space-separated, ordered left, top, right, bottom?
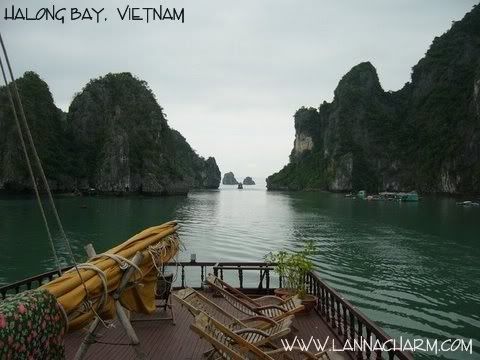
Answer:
268, 4, 480, 194
0, 72, 72, 191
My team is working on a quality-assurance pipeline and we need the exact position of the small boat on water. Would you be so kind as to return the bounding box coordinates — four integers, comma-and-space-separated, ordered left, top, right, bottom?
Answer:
237, 183, 243, 189
456, 200, 480, 207
397, 191, 419, 202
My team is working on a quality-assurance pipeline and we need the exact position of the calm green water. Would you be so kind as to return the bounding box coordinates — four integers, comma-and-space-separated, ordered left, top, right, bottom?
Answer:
1, 186, 479, 359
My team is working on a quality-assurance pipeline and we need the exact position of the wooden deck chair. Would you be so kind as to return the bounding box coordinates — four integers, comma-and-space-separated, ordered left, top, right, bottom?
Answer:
191, 312, 330, 360
174, 288, 293, 344
206, 274, 304, 320
154, 272, 175, 323
132, 272, 175, 324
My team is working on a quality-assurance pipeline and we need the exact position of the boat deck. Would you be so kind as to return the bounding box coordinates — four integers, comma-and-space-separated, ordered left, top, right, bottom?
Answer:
64, 290, 351, 360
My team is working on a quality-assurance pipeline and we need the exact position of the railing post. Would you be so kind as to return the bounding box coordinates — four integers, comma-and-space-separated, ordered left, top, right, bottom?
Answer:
238, 268, 243, 289
388, 348, 395, 360
337, 300, 342, 335
384, 341, 395, 360
265, 268, 270, 290
366, 327, 372, 359
331, 295, 336, 329
325, 292, 330, 322
375, 342, 383, 360
357, 321, 363, 360
321, 286, 326, 316
349, 311, 355, 345
181, 265, 185, 288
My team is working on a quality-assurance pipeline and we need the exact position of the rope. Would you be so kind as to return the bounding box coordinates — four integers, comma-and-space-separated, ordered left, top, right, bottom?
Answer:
0, 39, 62, 275
92, 253, 143, 278
64, 251, 147, 329
57, 303, 70, 333
0, 32, 90, 301
148, 233, 182, 292
65, 264, 109, 308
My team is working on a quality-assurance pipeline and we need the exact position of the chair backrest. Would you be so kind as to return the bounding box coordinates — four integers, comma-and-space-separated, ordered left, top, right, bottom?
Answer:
208, 274, 259, 305
190, 312, 274, 360
156, 272, 174, 301
206, 274, 259, 316
174, 288, 238, 324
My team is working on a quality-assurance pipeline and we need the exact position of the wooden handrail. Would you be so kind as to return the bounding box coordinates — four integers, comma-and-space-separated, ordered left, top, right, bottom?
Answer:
0, 266, 72, 299
306, 271, 413, 360
0, 261, 273, 298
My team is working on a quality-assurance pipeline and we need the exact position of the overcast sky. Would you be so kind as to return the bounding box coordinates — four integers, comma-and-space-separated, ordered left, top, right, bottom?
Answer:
2, 0, 478, 182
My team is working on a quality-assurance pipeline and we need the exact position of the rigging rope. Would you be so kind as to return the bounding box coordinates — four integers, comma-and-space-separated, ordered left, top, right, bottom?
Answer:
0, 40, 62, 275
0, 32, 90, 302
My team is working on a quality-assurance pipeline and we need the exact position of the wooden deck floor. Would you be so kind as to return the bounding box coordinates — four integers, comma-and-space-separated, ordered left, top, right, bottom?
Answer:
64, 291, 351, 360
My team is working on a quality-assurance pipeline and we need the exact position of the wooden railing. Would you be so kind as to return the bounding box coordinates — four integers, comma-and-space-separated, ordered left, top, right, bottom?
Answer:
0, 261, 274, 298
306, 271, 413, 360
164, 261, 275, 293
0, 262, 412, 360
0, 267, 71, 299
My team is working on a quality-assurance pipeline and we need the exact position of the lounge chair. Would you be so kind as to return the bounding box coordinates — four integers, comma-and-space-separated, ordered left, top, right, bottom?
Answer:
174, 288, 293, 345
206, 274, 304, 320
190, 312, 330, 359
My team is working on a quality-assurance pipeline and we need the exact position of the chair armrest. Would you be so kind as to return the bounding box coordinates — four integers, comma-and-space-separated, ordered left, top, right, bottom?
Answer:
254, 295, 285, 305
233, 327, 270, 338
256, 304, 288, 312
241, 315, 278, 326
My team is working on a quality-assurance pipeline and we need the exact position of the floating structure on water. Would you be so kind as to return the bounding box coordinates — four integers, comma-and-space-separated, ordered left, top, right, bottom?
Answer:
349, 190, 420, 202
456, 200, 480, 207
237, 182, 243, 189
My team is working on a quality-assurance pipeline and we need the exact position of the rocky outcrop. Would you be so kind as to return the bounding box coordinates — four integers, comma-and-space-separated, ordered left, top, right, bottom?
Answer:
243, 177, 255, 185
293, 133, 314, 156
200, 157, 222, 189
222, 172, 238, 185
0, 72, 73, 192
0, 72, 221, 194
268, 5, 480, 194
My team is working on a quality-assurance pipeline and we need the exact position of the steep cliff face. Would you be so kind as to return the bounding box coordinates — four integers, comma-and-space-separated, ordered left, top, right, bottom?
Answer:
67, 72, 221, 194
268, 5, 480, 194
0, 72, 221, 194
0, 72, 73, 191
202, 157, 222, 188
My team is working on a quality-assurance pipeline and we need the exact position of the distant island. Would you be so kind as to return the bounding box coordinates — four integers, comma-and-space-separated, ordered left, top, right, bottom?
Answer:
267, 5, 480, 195
243, 177, 255, 185
0, 72, 221, 195
222, 172, 238, 185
